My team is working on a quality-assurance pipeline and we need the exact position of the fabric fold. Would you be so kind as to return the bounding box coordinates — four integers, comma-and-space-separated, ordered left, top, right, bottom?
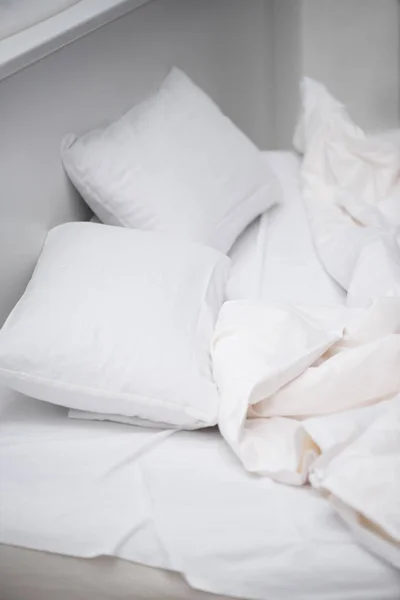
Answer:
213, 78, 400, 566
213, 299, 400, 485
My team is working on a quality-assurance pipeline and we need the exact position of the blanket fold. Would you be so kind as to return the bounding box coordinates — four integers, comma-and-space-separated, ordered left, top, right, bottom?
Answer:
213, 77, 400, 568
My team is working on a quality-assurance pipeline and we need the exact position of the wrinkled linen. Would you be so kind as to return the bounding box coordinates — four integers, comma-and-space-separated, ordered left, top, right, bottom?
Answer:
2, 389, 399, 600
212, 299, 400, 484
212, 79, 400, 567
294, 78, 400, 306
309, 396, 400, 570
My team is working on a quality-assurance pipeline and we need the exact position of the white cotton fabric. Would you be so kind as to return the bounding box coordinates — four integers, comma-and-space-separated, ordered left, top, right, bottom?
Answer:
293, 78, 400, 304
0, 151, 399, 598
212, 81, 400, 567
309, 396, 400, 569
0, 222, 229, 428
1, 388, 399, 600
226, 151, 346, 305
225, 213, 267, 301
294, 78, 400, 569
61, 68, 281, 253
258, 152, 346, 305
212, 298, 400, 485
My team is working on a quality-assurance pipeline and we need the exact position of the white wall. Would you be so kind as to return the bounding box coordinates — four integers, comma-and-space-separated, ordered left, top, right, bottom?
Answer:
272, 0, 400, 147
272, 0, 302, 149
212, 0, 275, 148
0, 0, 275, 325
301, 0, 400, 133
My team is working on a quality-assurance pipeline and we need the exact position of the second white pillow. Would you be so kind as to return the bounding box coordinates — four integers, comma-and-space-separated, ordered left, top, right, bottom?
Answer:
61, 68, 281, 253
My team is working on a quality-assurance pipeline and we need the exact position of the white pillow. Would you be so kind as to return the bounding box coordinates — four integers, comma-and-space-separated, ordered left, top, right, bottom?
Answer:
61, 68, 281, 253
0, 222, 230, 429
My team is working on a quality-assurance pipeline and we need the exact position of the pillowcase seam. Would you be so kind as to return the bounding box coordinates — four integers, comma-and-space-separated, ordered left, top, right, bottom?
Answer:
0, 365, 214, 423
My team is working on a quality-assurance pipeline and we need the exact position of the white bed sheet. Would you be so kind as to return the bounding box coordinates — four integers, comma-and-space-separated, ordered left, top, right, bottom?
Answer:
259, 152, 346, 305
0, 152, 399, 600
227, 152, 346, 305
1, 390, 399, 600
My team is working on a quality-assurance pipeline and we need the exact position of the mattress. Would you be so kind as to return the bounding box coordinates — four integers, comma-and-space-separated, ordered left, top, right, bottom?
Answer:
1, 152, 399, 600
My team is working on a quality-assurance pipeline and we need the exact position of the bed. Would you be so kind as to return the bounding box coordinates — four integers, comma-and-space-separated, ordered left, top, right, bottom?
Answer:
1, 1, 400, 597
1, 151, 399, 600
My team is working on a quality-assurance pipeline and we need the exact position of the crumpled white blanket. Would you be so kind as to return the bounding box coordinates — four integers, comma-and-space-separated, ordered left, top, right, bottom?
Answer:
294, 78, 400, 307
309, 396, 400, 570
212, 299, 400, 483
212, 78, 400, 568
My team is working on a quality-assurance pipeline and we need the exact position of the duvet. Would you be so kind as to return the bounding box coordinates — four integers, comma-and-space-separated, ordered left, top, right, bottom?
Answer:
212, 79, 400, 569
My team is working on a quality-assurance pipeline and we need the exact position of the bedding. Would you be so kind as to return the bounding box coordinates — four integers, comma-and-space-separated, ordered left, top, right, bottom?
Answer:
225, 213, 267, 301
61, 68, 281, 253
227, 151, 346, 305
0, 223, 229, 429
211, 80, 400, 568
293, 78, 400, 567
212, 299, 400, 483
259, 152, 346, 305
1, 151, 399, 600
1, 387, 399, 600
294, 78, 400, 301
310, 397, 400, 570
